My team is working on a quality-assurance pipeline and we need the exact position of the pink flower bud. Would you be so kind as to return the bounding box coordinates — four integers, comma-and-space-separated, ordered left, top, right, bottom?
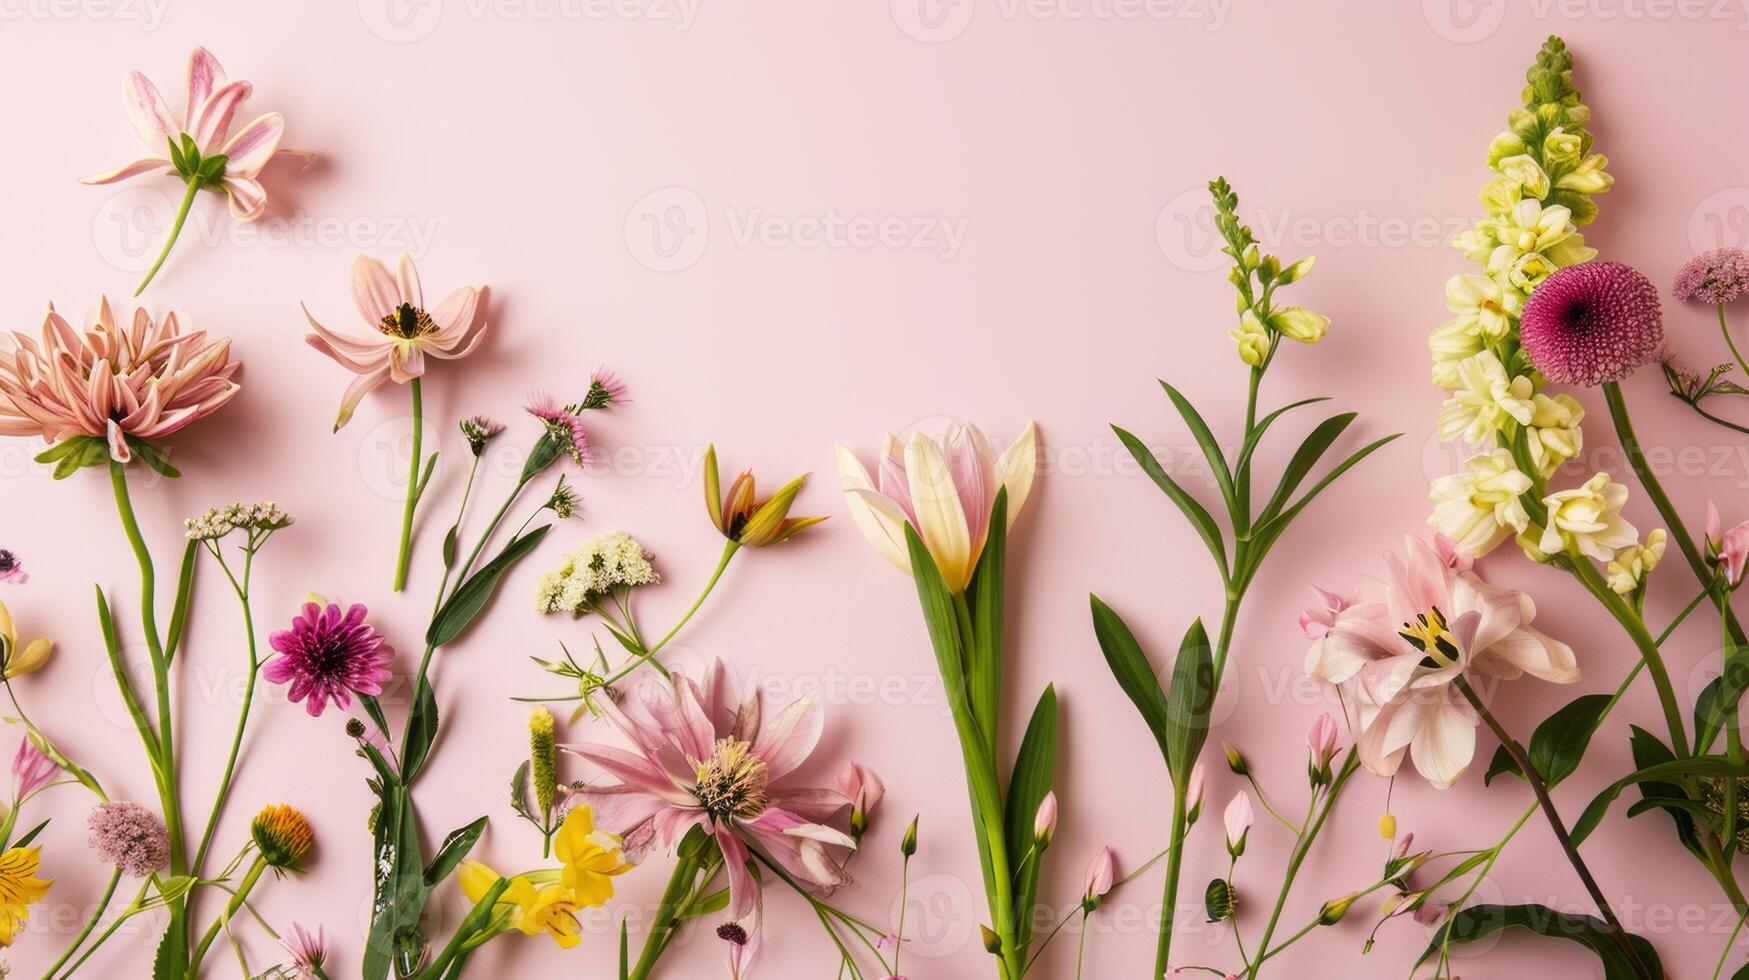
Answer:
1185, 761, 1206, 812
837, 762, 886, 822
1297, 586, 1350, 639
1223, 793, 1254, 856
1033, 791, 1058, 846
1393, 832, 1415, 859
1709, 501, 1749, 586
1306, 713, 1339, 766
1082, 845, 1115, 905
11, 737, 57, 802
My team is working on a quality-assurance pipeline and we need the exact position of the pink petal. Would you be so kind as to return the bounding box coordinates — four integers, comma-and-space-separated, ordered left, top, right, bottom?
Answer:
750, 692, 823, 781
332, 363, 389, 431
395, 254, 423, 310
124, 71, 178, 151
716, 829, 759, 922
80, 157, 173, 185
105, 419, 132, 463
218, 113, 284, 178
221, 176, 267, 221
184, 48, 228, 123
187, 79, 252, 154
350, 255, 399, 325
387, 343, 425, 384
425, 285, 479, 347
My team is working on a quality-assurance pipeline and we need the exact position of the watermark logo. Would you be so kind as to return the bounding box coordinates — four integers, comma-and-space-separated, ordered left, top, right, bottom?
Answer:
892, 0, 1228, 40
1156, 185, 1467, 272
0, 0, 170, 28
624, 186, 711, 272
891, 873, 976, 958
1425, 0, 1749, 42
359, 0, 445, 42
1421, 0, 1507, 41
890, 0, 975, 41
361, 0, 700, 41
1690, 187, 1749, 253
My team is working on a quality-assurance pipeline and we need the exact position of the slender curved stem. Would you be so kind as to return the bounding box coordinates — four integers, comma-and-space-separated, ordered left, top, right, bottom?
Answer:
1244, 751, 1356, 979
647, 540, 740, 657
187, 856, 266, 975
134, 177, 200, 296
1453, 675, 1650, 978
43, 867, 122, 979
192, 546, 259, 879
52, 881, 150, 980
393, 378, 424, 592
1721, 304, 1749, 380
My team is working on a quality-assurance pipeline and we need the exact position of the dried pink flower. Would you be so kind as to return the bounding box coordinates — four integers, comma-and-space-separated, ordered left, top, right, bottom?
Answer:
88, 801, 170, 877
1674, 248, 1749, 306
0, 300, 240, 464
526, 392, 591, 464
1520, 261, 1664, 387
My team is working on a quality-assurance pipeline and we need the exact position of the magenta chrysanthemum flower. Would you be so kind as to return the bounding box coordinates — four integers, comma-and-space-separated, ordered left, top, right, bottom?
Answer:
264, 602, 394, 717
1674, 248, 1749, 305
526, 392, 591, 464
1520, 261, 1664, 387
88, 801, 170, 877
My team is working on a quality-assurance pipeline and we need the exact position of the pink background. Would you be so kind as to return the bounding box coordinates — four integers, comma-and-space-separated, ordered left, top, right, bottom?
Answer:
3, 1, 1749, 976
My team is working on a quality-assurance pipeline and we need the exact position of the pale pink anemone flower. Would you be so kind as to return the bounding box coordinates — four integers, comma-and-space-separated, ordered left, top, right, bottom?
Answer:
0, 299, 240, 463
303, 253, 486, 430
836, 420, 1038, 594
81, 47, 300, 221
565, 657, 855, 959
1302, 536, 1579, 789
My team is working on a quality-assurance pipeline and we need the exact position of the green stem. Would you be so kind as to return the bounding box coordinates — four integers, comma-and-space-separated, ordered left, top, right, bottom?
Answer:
1453, 675, 1649, 979
1721, 304, 1749, 380
1569, 555, 1689, 756
1244, 752, 1356, 980
1154, 785, 1189, 980
393, 377, 424, 592
134, 176, 200, 296
51, 881, 151, 980
187, 856, 267, 975
646, 540, 740, 658
192, 547, 259, 879
628, 847, 705, 980
43, 867, 123, 979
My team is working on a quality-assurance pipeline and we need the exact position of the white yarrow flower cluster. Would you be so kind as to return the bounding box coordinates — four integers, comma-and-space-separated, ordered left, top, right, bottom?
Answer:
185, 502, 294, 541
535, 531, 659, 616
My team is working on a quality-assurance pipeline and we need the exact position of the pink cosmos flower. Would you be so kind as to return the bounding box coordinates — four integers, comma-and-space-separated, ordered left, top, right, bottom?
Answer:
837, 420, 1038, 593
1708, 501, 1749, 587
11, 739, 57, 803
0, 299, 240, 463
264, 602, 394, 717
1303, 536, 1579, 788
566, 658, 855, 957
278, 922, 327, 979
303, 254, 486, 430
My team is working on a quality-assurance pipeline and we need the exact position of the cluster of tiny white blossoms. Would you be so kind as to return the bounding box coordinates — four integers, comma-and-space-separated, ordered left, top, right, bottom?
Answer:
184, 502, 294, 542
534, 531, 659, 616
1425, 38, 1664, 594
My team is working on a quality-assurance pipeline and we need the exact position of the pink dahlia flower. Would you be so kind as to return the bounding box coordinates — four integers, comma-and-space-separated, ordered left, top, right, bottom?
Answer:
1674, 248, 1749, 306
0, 299, 240, 463
1519, 261, 1664, 387
1302, 536, 1579, 788
303, 253, 486, 430
566, 658, 855, 952
264, 602, 394, 717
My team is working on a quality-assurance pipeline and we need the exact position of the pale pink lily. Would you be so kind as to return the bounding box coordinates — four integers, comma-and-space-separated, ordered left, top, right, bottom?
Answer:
1707, 501, 1749, 587
0, 299, 239, 464
836, 420, 1038, 593
82, 48, 308, 293
566, 658, 855, 957
303, 254, 486, 430
1303, 536, 1579, 788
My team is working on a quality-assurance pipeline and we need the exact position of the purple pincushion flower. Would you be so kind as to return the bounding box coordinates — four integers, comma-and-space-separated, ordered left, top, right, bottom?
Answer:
1520, 261, 1665, 387
264, 602, 394, 717
1674, 248, 1749, 305
88, 801, 170, 877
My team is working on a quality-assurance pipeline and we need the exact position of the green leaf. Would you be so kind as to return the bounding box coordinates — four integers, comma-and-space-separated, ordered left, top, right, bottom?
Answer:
1414, 903, 1661, 980
424, 816, 488, 886
678, 888, 731, 919
126, 435, 181, 478
1570, 751, 1749, 847
1090, 595, 1170, 765
36, 435, 107, 479
1159, 381, 1234, 514
414, 451, 439, 504
1112, 424, 1227, 579
1255, 412, 1355, 526
1165, 619, 1215, 790
1484, 693, 1610, 789
1243, 434, 1400, 580
619, 921, 630, 980
1004, 686, 1056, 944
10, 818, 50, 850
427, 524, 553, 647
33, 435, 96, 463
164, 540, 198, 662
363, 785, 430, 980
441, 524, 460, 569
1627, 726, 1705, 860
966, 489, 1007, 751
1232, 397, 1330, 487
401, 679, 440, 784
359, 694, 393, 746
1204, 878, 1235, 922
511, 760, 533, 818
151, 919, 186, 980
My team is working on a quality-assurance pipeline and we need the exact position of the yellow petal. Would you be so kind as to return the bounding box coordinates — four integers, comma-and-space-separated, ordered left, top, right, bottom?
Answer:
905, 434, 972, 593
835, 443, 911, 574
5, 639, 51, 678
457, 860, 499, 905
997, 422, 1038, 530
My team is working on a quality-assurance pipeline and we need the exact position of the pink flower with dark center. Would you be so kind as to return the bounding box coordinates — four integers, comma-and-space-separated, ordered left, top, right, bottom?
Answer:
87, 801, 170, 877
1674, 248, 1749, 306
0, 299, 240, 463
565, 658, 855, 957
264, 602, 394, 717
1519, 261, 1664, 387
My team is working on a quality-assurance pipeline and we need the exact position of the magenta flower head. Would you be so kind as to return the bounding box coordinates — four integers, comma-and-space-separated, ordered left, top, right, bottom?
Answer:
88, 801, 170, 877
1519, 261, 1664, 387
1674, 248, 1749, 306
264, 602, 394, 717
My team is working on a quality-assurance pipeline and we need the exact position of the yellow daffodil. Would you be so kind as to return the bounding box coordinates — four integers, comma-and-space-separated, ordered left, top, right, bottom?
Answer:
458, 862, 583, 949
553, 805, 633, 907
0, 600, 51, 680
0, 846, 51, 946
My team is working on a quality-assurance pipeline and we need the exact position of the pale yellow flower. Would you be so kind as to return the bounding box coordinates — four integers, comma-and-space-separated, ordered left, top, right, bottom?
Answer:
1539, 473, 1638, 562
1607, 529, 1667, 594
1429, 449, 1532, 557
1231, 309, 1270, 366
0, 601, 51, 680
1556, 154, 1613, 194
1436, 352, 1535, 445
1267, 306, 1329, 345
1496, 155, 1551, 199
1526, 393, 1585, 478
458, 862, 584, 949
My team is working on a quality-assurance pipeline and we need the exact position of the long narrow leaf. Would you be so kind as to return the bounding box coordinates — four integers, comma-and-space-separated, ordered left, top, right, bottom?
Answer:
1232, 396, 1331, 479
428, 524, 553, 647
1570, 754, 1749, 846
1165, 619, 1214, 788
1244, 434, 1401, 581
164, 540, 198, 662
1112, 424, 1227, 580
1254, 413, 1355, 526
1159, 381, 1234, 515
1090, 595, 1170, 764
968, 489, 1008, 755
1004, 686, 1056, 945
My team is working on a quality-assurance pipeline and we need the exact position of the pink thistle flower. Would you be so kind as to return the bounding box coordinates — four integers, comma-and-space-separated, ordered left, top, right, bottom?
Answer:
87, 801, 170, 877
11, 738, 57, 802
303, 254, 486, 430
264, 602, 394, 717
1674, 248, 1749, 306
0, 550, 23, 585
0, 300, 240, 464
584, 368, 629, 409
1519, 261, 1664, 387
278, 922, 327, 979
565, 658, 855, 955
526, 392, 591, 464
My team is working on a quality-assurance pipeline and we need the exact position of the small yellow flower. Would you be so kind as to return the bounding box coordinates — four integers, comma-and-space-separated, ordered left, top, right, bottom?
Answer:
702, 446, 826, 548
0, 846, 51, 947
553, 805, 633, 908
251, 804, 314, 870
458, 862, 584, 949
0, 600, 52, 680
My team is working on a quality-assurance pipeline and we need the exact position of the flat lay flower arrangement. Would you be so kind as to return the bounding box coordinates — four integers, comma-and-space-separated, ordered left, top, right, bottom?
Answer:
1, 30, 1748, 980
